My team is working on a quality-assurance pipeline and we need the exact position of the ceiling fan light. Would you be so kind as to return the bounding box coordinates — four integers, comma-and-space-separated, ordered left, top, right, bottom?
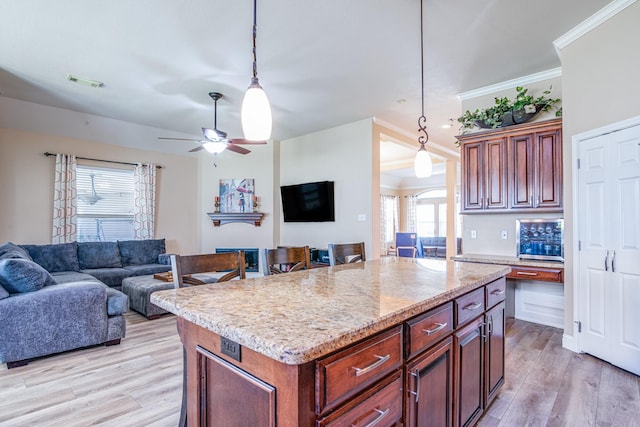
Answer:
241, 78, 272, 141
414, 145, 433, 178
203, 141, 227, 154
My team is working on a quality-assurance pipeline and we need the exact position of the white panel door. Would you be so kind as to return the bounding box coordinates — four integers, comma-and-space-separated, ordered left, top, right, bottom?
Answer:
578, 124, 640, 376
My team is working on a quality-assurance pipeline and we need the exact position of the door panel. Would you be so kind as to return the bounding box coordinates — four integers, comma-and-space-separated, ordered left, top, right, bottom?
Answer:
578, 123, 640, 376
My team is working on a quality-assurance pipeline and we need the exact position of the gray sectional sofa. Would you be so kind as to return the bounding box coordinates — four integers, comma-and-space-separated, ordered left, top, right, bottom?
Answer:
0, 239, 171, 368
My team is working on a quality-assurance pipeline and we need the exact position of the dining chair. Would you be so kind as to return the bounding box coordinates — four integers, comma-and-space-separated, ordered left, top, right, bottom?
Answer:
262, 246, 311, 276
169, 251, 247, 427
327, 242, 366, 266
170, 251, 246, 288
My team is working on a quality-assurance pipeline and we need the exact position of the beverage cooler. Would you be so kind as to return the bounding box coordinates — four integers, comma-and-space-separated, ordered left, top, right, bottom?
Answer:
516, 219, 564, 262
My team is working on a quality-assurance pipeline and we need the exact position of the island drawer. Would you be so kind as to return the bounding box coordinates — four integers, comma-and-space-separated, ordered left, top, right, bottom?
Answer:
317, 373, 402, 427
405, 302, 453, 360
316, 325, 403, 415
455, 287, 485, 327
486, 277, 506, 309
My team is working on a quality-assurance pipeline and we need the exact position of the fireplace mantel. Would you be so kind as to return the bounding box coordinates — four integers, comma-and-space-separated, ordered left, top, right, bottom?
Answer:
206, 212, 264, 227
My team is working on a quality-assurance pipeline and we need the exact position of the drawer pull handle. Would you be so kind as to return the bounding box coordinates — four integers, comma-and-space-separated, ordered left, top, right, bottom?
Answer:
463, 302, 482, 311
516, 271, 538, 276
353, 354, 390, 377
422, 322, 448, 335
491, 289, 505, 295
361, 408, 390, 427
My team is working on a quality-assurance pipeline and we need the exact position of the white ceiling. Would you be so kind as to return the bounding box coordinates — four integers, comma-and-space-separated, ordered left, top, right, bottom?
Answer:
0, 0, 610, 165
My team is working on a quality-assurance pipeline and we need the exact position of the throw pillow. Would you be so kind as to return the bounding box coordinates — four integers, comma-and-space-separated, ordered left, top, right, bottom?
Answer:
78, 242, 122, 269
0, 258, 57, 293
22, 242, 80, 272
118, 239, 166, 266
0, 242, 33, 261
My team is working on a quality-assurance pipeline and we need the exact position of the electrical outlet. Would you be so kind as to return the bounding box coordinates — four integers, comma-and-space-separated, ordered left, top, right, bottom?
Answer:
471, 230, 477, 239
501, 230, 508, 240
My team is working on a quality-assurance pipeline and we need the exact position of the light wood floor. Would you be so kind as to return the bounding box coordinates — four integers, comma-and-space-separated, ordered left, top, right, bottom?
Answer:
1, 313, 638, 426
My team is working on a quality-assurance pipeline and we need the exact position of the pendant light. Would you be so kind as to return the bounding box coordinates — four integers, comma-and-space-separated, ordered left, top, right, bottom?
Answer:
414, 0, 433, 178
241, 0, 272, 141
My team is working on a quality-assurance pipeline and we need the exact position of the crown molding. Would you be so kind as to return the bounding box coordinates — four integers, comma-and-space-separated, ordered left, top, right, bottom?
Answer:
553, 0, 637, 55
457, 68, 562, 101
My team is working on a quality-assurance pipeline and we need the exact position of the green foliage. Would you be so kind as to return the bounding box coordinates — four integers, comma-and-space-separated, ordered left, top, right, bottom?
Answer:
456, 86, 561, 135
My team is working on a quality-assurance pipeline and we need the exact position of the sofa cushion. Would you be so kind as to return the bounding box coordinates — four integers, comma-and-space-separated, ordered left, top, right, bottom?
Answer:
118, 239, 166, 266
78, 242, 122, 269
105, 287, 129, 316
0, 258, 57, 293
51, 271, 101, 285
22, 242, 80, 273
0, 284, 8, 300
123, 263, 171, 276
0, 242, 33, 261
79, 268, 133, 288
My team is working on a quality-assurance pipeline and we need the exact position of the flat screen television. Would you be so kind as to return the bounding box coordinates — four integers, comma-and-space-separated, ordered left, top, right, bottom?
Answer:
280, 181, 335, 222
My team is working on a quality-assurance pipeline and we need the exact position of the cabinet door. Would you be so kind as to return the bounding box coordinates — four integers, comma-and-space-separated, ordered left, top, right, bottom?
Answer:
405, 337, 454, 427
509, 134, 535, 208
461, 138, 507, 211
196, 346, 276, 427
485, 302, 505, 407
483, 138, 508, 209
535, 128, 563, 208
454, 316, 484, 427
461, 142, 484, 211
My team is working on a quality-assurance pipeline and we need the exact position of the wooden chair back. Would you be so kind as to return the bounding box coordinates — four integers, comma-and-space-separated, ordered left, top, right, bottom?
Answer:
262, 246, 311, 276
170, 251, 246, 288
328, 242, 366, 266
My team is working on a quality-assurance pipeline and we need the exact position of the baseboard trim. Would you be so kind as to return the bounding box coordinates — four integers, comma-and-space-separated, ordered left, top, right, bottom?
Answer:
562, 333, 579, 353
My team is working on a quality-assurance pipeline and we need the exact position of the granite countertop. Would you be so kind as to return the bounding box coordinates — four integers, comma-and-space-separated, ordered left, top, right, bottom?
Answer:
151, 257, 510, 365
451, 253, 564, 269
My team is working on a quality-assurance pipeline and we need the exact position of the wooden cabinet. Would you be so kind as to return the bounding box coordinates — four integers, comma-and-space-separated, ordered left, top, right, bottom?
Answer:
195, 346, 276, 426
458, 118, 563, 213
405, 336, 454, 427
177, 278, 507, 427
461, 137, 508, 211
485, 302, 505, 407
509, 125, 562, 209
454, 316, 485, 427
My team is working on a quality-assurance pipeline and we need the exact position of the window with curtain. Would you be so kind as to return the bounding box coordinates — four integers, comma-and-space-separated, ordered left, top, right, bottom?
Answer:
76, 166, 135, 242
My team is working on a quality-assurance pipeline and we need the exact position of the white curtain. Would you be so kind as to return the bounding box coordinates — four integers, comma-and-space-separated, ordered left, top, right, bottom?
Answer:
133, 163, 156, 240
380, 195, 399, 254
52, 154, 77, 243
407, 195, 417, 233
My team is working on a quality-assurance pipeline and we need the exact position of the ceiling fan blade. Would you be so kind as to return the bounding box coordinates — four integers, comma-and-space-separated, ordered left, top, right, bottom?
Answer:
158, 137, 201, 142
189, 145, 205, 152
229, 138, 267, 145
225, 144, 251, 155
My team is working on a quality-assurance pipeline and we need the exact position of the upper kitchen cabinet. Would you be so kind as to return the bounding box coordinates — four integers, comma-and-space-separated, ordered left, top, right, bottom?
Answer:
458, 118, 563, 214
461, 137, 508, 211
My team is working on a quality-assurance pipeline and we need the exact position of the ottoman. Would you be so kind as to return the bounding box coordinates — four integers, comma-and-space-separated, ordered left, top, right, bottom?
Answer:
122, 275, 174, 319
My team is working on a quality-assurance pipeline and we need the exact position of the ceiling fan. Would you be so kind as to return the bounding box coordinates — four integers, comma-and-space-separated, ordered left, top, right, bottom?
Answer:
158, 92, 267, 155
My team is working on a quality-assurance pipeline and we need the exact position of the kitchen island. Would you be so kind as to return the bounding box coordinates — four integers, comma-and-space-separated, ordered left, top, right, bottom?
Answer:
152, 257, 510, 426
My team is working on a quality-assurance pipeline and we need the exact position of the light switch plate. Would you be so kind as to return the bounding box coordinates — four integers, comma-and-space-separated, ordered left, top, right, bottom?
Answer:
501, 230, 508, 239
471, 230, 477, 239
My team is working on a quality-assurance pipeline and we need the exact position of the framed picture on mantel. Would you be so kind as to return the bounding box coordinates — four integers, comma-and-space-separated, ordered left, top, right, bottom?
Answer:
219, 178, 255, 213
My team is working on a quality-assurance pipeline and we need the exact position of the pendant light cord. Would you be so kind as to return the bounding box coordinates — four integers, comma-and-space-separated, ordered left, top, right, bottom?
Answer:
252, 0, 258, 80
418, 0, 429, 146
